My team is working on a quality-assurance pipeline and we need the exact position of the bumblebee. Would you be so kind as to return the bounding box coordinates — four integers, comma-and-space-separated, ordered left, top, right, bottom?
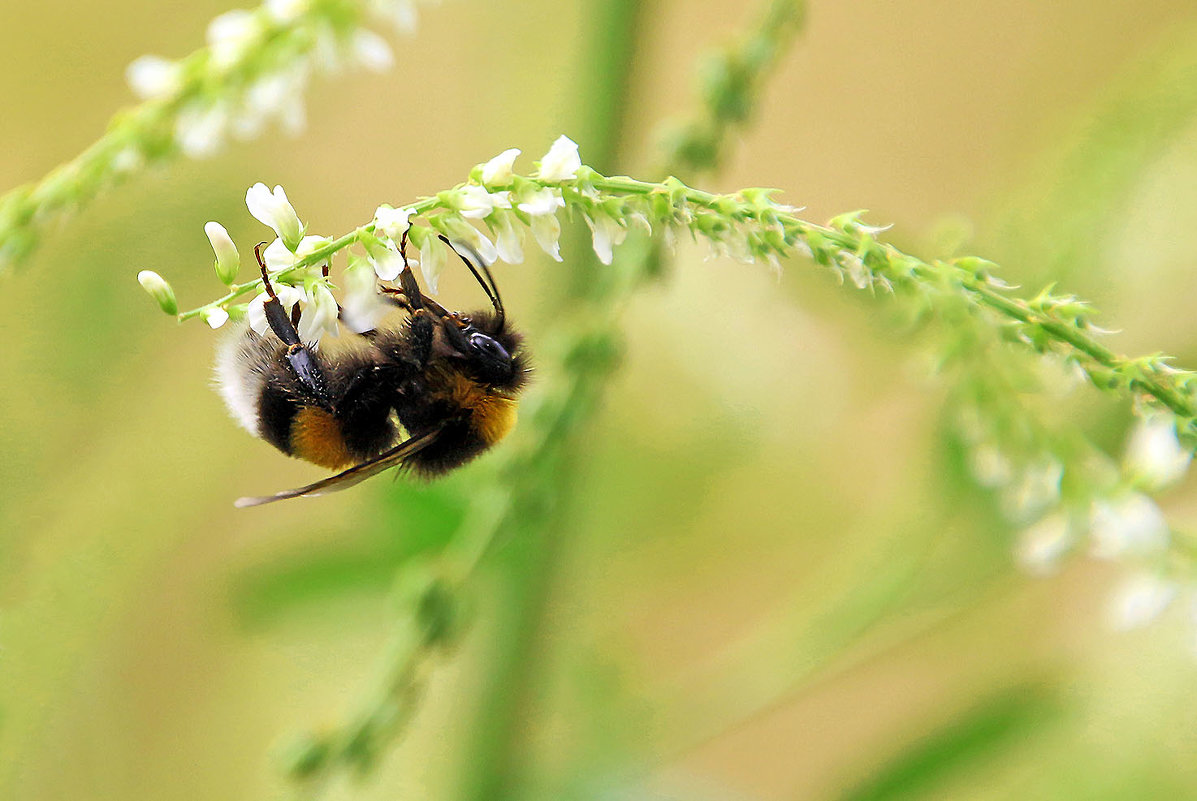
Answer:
216, 232, 530, 507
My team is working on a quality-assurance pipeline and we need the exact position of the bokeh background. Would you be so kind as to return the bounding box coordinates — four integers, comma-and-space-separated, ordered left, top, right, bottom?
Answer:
3, 1, 1197, 799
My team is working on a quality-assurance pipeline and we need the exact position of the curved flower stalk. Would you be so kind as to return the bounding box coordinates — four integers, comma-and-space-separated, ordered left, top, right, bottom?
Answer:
0, 0, 432, 272
143, 136, 1197, 627
149, 136, 1197, 438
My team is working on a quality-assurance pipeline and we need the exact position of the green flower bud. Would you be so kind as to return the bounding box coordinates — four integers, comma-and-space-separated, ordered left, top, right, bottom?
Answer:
137, 270, 178, 315
204, 221, 240, 284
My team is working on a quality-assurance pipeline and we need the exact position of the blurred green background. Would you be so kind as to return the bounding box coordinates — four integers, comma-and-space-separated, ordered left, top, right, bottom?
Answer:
3, 1, 1197, 799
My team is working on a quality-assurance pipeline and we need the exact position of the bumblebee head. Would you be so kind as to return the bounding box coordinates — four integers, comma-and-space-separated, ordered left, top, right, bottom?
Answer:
441, 309, 529, 393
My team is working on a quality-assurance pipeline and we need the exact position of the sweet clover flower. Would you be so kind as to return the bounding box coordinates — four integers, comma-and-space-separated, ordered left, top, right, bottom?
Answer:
246, 183, 304, 251
536, 135, 581, 182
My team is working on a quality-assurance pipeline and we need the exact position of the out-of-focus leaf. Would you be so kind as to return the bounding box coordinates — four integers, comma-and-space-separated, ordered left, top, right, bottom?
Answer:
837, 684, 1060, 801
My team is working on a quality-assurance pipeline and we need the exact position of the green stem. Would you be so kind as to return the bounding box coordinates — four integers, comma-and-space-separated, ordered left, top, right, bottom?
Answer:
452, 3, 646, 801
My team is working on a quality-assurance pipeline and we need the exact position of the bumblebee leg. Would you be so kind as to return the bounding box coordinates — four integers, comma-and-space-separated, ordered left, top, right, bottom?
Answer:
256, 243, 333, 405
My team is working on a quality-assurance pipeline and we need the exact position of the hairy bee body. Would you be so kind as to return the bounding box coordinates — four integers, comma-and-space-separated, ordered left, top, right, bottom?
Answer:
217, 308, 527, 482
218, 236, 529, 506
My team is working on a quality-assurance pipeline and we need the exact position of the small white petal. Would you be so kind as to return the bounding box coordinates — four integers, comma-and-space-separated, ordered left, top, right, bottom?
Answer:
441, 217, 498, 264
969, 444, 1013, 488
1126, 415, 1191, 490
585, 213, 627, 265
1001, 458, 1063, 523
341, 258, 390, 333
111, 146, 145, 176
274, 283, 307, 309
297, 283, 339, 344
1090, 494, 1170, 559
126, 55, 181, 100
1108, 573, 1178, 631
419, 238, 447, 293
208, 10, 260, 69
1014, 513, 1073, 576
481, 148, 520, 186
536, 135, 581, 182
517, 187, 565, 217
530, 213, 563, 262
456, 185, 496, 220
265, 0, 309, 23
246, 183, 304, 250
247, 294, 269, 335
365, 238, 406, 282
175, 102, 228, 159
263, 235, 329, 272
203, 307, 230, 329
492, 213, 524, 264
373, 205, 415, 243
352, 30, 394, 72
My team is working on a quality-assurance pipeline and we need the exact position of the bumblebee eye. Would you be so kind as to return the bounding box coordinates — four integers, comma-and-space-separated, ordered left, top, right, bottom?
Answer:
469, 332, 510, 363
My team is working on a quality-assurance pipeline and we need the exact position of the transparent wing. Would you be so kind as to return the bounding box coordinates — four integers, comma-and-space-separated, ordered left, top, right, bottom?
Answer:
234, 427, 443, 508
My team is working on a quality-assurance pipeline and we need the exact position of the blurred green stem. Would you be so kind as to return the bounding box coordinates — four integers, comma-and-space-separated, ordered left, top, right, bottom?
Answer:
453, 3, 646, 800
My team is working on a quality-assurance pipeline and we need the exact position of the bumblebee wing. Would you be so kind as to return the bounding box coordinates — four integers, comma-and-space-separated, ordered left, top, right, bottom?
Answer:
234, 427, 443, 508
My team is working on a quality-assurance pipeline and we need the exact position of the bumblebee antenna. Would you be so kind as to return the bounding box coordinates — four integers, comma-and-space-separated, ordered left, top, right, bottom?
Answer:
437, 234, 504, 328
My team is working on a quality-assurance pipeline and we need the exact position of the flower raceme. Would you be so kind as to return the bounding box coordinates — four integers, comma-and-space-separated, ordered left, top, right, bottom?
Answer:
138, 135, 1197, 648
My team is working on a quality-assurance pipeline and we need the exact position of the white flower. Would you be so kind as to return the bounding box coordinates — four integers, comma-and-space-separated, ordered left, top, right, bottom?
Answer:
265, 0, 309, 23
585, 213, 627, 265
530, 213, 563, 262
111, 146, 145, 176
1090, 493, 1169, 559
340, 257, 390, 333
204, 221, 240, 285
480, 148, 520, 186
970, 444, 1013, 488
455, 185, 497, 220
1125, 415, 1191, 490
240, 67, 310, 139
351, 30, 394, 71
1107, 572, 1178, 631
175, 102, 228, 159
418, 236, 447, 293
515, 187, 566, 261
491, 212, 524, 264
440, 216, 498, 264
202, 307, 231, 329
536, 135, 581, 182
517, 187, 565, 217
1001, 458, 1063, 523
208, 10, 261, 70
137, 270, 177, 315
262, 234, 331, 272
297, 283, 340, 343
247, 283, 307, 335
1014, 513, 1073, 575
246, 183, 304, 250
364, 237, 406, 282
373, 205, 415, 243
126, 55, 181, 100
